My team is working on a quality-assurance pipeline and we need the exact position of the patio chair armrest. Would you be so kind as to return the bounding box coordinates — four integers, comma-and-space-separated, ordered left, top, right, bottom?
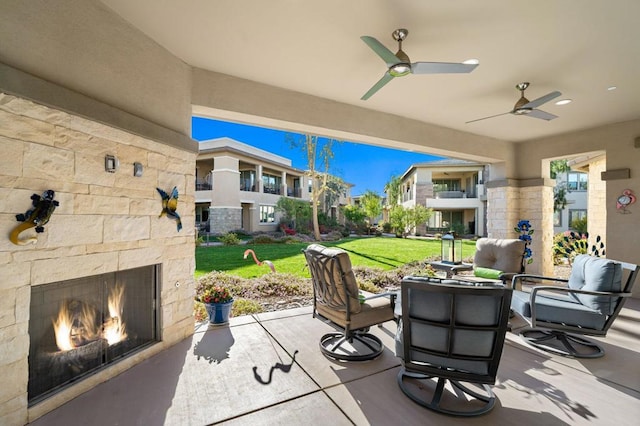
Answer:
530, 286, 632, 300
511, 274, 568, 290
362, 291, 397, 310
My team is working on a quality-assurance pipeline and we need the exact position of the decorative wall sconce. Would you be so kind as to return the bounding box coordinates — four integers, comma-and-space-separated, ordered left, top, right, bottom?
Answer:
105, 155, 119, 173
133, 162, 144, 177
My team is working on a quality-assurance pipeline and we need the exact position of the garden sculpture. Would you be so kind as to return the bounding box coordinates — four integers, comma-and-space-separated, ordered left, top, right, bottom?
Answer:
243, 249, 276, 273
10, 189, 59, 245
157, 186, 182, 231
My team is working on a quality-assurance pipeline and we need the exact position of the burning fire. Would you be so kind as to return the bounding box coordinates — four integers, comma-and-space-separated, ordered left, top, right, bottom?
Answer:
104, 283, 127, 345
53, 306, 75, 351
52, 283, 127, 351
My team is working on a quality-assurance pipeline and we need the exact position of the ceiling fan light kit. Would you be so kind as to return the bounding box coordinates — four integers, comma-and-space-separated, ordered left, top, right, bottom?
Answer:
466, 82, 562, 124
360, 28, 479, 100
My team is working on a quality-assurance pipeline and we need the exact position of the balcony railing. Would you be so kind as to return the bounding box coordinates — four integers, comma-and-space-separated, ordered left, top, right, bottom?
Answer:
196, 180, 212, 191
434, 190, 477, 199
263, 186, 281, 195
287, 188, 302, 198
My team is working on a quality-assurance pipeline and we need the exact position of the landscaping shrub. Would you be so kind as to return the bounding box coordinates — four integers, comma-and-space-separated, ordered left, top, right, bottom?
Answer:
220, 232, 241, 246
247, 234, 278, 244
323, 230, 343, 241
231, 298, 264, 315
570, 216, 588, 234
353, 260, 436, 291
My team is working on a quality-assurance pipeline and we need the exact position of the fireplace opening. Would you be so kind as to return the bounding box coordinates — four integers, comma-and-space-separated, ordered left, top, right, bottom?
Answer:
28, 264, 161, 405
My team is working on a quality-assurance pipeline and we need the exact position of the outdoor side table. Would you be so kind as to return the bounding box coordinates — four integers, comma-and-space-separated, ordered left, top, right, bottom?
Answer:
428, 261, 473, 278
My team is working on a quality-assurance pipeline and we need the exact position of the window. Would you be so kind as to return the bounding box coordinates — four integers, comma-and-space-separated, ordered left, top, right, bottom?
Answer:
553, 210, 562, 227
433, 179, 461, 192
262, 173, 281, 194
568, 209, 587, 229
260, 205, 276, 223
240, 170, 255, 191
567, 172, 588, 191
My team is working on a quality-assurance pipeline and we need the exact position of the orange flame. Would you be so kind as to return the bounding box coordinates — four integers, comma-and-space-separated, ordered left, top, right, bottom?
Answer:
52, 283, 128, 351
52, 304, 74, 351
104, 283, 127, 345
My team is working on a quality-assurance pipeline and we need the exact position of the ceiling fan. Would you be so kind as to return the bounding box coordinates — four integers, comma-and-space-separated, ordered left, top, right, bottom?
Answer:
360, 28, 479, 100
466, 82, 562, 123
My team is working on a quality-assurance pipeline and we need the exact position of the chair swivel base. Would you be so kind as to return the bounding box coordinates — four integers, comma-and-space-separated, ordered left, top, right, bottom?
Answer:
319, 331, 384, 361
397, 368, 496, 417
521, 329, 605, 358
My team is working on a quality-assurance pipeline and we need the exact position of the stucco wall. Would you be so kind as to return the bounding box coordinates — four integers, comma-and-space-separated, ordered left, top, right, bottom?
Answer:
191, 69, 516, 169
0, 0, 192, 136
515, 120, 640, 291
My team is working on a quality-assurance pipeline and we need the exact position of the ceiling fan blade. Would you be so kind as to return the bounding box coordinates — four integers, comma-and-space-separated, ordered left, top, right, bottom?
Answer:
361, 72, 395, 100
525, 109, 558, 121
412, 61, 478, 74
465, 111, 510, 124
360, 36, 400, 67
522, 91, 561, 109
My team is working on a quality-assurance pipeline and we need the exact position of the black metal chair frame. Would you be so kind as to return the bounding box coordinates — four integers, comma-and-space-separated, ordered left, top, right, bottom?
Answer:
511, 260, 639, 358
397, 277, 512, 416
303, 247, 396, 361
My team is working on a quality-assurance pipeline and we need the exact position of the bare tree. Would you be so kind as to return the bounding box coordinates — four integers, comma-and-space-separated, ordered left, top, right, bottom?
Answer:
288, 134, 339, 240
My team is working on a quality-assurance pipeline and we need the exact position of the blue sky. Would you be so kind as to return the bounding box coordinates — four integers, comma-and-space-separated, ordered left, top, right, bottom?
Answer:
192, 117, 443, 195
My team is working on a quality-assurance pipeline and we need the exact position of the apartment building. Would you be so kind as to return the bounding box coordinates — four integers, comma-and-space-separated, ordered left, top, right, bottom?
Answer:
196, 138, 351, 234
553, 169, 589, 233
393, 159, 487, 236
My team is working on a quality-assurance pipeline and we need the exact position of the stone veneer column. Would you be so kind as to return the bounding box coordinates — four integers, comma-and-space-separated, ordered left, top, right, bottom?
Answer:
588, 157, 607, 250
210, 155, 241, 234
486, 179, 554, 276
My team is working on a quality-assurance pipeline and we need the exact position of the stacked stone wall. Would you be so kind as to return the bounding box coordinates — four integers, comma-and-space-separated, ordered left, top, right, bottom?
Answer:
209, 207, 242, 234
588, 158, 607, 249
0, 94, 196, 422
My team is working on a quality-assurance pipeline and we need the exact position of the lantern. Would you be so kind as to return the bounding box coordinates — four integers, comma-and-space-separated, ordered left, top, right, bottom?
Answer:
441, 232, 462, 264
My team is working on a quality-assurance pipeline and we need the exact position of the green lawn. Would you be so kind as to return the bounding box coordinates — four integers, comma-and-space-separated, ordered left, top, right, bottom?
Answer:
195, 237, 477, 279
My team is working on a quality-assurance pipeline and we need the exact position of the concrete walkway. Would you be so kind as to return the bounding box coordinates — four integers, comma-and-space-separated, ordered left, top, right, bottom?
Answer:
31, 299, 640, 425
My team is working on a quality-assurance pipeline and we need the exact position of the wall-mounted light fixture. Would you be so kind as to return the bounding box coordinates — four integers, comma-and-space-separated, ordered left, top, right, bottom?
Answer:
133, 162, 144, 177
105, 155, 119, 173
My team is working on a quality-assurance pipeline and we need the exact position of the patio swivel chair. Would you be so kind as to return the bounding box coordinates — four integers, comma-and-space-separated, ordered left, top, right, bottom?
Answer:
396, 276, 512, 416
511, 254, 639, 358
452, 237, 526, 283
303, 244, 396, 361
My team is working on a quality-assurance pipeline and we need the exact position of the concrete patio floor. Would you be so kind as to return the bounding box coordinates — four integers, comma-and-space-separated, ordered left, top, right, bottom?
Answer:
31, 299, 640, 425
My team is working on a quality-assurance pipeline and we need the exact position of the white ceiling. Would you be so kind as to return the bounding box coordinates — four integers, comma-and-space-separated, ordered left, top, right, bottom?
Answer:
101, 0, 640, 142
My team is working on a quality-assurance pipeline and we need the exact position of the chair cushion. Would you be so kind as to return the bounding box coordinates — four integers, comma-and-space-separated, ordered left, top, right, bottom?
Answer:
474, 267, 504, 280
306, 244, 361, 313
568, 255, 622, 315
396, 288, 506, 376
474, 238, 525, 273
511, 289, 608, 330
320, 291, 395, 330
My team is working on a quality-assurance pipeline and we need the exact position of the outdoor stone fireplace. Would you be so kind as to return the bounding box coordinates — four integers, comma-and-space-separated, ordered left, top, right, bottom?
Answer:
0, 93, 197, 424
28, 265, 160, 405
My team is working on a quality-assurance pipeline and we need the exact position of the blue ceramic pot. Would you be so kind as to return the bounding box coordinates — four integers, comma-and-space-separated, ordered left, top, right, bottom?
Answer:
204, 300, 233, 324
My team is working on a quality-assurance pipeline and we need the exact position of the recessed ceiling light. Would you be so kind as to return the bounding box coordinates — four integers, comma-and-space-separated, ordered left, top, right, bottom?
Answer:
607, 86, 617, 91
463, 58, 479, 65
555, 99, 572, 106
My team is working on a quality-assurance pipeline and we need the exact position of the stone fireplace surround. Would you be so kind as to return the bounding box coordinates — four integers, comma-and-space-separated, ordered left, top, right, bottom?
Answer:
0, 93, 197, 423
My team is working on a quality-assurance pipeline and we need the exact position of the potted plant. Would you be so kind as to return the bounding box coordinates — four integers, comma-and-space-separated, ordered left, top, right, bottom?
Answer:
195, 281, 234, 325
